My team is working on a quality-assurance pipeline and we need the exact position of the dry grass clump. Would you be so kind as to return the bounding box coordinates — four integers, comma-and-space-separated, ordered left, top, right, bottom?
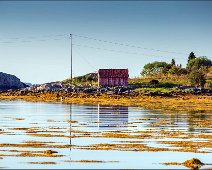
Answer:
69, 129, 102, 138
28, 133, 68, 138
18, 152, 62, 157
159, 130, 185, 138
28, 130, 65, 133
116, 140, 144, 143
64, 160, 105, 163
12, 149, 61, 157
194, 134, 212, 139
10, 128, 30, 131
0, 141, 71, 149
0, 130, 6, 135
150, 120, 175, 127
64, 160, 119, 163
101, 132, 151, 139
0, 149, 62, 158
24, 140, 56, 144
47, 119, 57, 122
0, 154, 15, 157
14, 118, 25, 120
90, 121, 101, 124
160, 141, 212, 150
28, 162, 56, 164
195, 120, 212, 128
48, 126, 66, 130
24, 126, 65, 134
162, 162, 181, 166
75, 143, 169, 152
157, 140, 212, 153
73, 137, 210, 153
67, 120, 78, 123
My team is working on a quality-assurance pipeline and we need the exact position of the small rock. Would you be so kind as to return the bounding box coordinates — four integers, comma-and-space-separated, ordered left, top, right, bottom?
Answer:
183, 158, 204, 169
44, 150, 58, 155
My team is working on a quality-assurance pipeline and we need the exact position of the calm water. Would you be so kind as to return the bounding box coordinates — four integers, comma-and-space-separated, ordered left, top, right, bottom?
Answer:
0, 100, 211, 169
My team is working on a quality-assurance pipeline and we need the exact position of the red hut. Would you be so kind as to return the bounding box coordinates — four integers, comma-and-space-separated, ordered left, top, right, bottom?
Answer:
98, 69, 129, 87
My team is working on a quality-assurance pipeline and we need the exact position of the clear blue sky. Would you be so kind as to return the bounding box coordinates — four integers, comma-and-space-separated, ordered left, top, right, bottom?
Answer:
0, 1, 212, 84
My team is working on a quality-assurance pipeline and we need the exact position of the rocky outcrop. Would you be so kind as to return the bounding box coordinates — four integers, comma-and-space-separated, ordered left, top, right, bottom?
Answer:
0, 72, 27, 91
23, 81, 71, 92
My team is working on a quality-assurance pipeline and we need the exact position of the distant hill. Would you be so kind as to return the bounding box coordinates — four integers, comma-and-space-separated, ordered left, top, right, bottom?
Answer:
0, 72, 27, 91
24, 82, 33, 87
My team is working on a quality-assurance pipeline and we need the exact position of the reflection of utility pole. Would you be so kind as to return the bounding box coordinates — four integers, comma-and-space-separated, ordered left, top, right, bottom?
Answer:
98, 104, 100, 129
70, 34, 73, 83
70, 104, 72, 151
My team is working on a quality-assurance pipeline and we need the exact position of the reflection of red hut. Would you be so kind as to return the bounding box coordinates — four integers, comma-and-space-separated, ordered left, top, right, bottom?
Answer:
98, 69, 129, 87
97, 104, 128, 130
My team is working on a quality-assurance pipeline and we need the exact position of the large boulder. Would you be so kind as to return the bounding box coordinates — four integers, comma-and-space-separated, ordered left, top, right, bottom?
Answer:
0, 72, 27, 91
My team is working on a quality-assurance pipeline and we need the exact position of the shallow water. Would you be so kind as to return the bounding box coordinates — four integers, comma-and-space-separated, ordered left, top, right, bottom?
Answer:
0, 100, 211, 169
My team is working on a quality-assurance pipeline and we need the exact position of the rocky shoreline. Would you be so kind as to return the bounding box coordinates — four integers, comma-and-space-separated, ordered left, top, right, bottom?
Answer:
0, 73, 212, 112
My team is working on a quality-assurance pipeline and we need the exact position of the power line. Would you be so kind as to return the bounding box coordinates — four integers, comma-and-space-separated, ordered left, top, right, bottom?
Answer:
73, 43, 183, 60
1, 34, 177, 59
74, 49, 98, 70
0, 34, 69, 44
73, 34, 188, 55
0, 33, 210, 59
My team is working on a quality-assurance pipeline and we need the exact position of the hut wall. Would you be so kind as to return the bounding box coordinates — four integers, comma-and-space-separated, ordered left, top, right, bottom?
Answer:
98, 69, 128, 87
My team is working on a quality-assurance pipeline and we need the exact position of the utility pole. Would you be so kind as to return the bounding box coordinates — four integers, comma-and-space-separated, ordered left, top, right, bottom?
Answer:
70, 34, 73, 153
70, 34, 73, 83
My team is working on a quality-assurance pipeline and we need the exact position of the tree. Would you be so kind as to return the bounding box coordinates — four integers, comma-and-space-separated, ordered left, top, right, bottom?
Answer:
189, 70, 206, 88
141, 61, 170, 76
187, 56, 212, 71
168, 66, 188, 75
187, 52, 196, 66
171, 59, 176, 66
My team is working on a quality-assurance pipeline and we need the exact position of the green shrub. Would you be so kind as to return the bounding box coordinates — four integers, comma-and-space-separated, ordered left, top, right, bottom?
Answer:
158, 82, 176, 88
189, 70, 206, 87
207, 81, 212, 89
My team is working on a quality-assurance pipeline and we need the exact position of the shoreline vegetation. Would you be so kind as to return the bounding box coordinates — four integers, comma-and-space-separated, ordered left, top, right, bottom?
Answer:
0, 91, 211, 112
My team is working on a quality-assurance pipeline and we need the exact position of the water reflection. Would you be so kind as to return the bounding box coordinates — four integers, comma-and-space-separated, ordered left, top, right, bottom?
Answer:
135, 109, 211, 133
0, 101, 211, 169
68, 104, 211, 133
187, 111, 209, 133
97, 104, 128, 130
69, 104, 128, 130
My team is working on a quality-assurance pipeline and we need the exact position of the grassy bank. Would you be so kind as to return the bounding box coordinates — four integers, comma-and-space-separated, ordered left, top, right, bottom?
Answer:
0, 92, 212, 113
